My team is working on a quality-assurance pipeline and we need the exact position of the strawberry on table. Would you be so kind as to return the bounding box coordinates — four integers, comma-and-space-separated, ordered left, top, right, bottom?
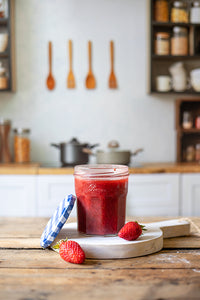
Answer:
54, 239, 85, 264
118, 221, 146, 241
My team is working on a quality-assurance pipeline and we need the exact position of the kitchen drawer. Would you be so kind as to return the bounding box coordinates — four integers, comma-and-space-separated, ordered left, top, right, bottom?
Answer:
37, 175, 76, 217
181, 174, 200, 216
126, 174, 180, 217
0, 175, 37, 217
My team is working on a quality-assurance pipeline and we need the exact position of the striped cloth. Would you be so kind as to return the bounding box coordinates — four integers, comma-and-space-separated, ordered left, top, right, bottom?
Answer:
40, 194, 76, 248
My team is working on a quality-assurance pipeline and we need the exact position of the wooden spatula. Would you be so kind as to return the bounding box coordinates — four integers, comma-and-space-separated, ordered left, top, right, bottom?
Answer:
46, 41, 55, 90
85, 41, 96, 89
109, 40, 117, 89
67, 40, 75, 89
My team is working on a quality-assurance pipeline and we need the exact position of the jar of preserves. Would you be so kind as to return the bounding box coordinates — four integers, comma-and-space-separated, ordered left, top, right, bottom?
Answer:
195, 115, 200, 128
0, 118, 11, 163
0, 62, 8, 89
74, 164, 129, 235
154, 0, 169, 22
171, 26, 188, 55
14, 128, 31, 163
171, 0, 189, 23
190, 1, 200, 23
155, 32, 170, 55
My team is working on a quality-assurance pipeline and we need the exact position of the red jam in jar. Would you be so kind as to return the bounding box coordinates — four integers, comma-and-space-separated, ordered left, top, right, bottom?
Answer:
74, 164, 129, 235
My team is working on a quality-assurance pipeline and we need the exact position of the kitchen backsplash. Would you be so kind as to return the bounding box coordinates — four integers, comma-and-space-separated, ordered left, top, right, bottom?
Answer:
0, 0, 175, 164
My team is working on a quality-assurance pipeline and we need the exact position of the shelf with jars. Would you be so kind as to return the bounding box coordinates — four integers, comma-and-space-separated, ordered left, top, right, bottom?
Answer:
150, 0, 200, 94
176, 98, 200, 163
0, 0, 15, 92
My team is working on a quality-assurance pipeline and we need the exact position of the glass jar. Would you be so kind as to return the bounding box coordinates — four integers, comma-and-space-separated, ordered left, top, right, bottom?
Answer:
0, 62, 8, 89
171, 26, 188, 55
154, 0, 169, 22
0, 0, 6, 18
195, 143, 200, 161
171, 0, 189, 23
14, 128, 31, 163
155, 32, 170, 55
182, 111, 193, 129
74, 164, 129, 235
185, 145, 195, 162
195, 115, 200, 128
0, 118, 11, 163
190, 1, 200, 23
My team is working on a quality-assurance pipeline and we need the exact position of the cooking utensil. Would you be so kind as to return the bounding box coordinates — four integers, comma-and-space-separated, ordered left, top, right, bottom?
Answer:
67, 40, 75, 89
52, 219, 190, 259
51, 137, 99, 166
85, 140, 143, 165
46, 41, 55, 90
109, 40, 117, 88
85, 41, 96, 89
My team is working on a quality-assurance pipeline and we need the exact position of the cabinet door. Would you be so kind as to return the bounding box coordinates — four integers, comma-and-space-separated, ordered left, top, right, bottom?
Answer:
126, 174, 180, 217
0, 175, 37, 217
181, 174, 200, 216
37, 175, 76, 217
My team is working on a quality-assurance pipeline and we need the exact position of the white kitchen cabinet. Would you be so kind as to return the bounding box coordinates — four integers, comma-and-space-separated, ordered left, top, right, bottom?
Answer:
126, 174, 180, 217
37, 175, 76, 217
0, 175, 37, 217
181, 174, 200, 216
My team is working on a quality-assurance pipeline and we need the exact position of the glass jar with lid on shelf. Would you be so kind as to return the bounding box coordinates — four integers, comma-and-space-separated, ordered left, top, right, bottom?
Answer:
155, 32, 170, 55
171, 0, 189, 23
154, 0, 169, 22
13, 128, 31, 163
190, 0, 200, 23
171, 26, 188, 55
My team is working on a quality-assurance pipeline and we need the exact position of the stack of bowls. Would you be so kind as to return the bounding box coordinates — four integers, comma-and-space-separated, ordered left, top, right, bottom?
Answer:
190, 68, 200, 92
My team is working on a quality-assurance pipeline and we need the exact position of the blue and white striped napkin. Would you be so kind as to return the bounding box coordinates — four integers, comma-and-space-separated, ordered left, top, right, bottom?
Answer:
40, 194, 76, 248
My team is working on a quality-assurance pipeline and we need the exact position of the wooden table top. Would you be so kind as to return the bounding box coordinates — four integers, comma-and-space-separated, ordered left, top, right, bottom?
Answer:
0, 217, 200, 300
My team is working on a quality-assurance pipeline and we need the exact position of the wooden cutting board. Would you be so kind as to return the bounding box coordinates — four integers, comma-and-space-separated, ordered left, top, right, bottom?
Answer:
51, 219, 190, 259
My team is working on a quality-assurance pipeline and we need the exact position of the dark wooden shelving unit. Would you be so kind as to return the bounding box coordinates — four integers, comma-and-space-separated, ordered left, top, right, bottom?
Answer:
150, 0, 200, 95
0, 0, 15, 92
176, 98, 200, 163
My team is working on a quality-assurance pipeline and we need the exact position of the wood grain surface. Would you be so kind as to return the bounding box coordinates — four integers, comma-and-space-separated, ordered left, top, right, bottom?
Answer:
1, 162, 200, 175
0, 217, 200, 300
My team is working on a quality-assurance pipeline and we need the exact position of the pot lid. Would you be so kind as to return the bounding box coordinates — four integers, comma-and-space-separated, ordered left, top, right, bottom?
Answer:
40, 194, 76, 248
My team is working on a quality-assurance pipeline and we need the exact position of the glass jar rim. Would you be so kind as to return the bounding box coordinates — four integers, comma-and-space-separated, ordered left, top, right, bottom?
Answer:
74, 164, 129, 178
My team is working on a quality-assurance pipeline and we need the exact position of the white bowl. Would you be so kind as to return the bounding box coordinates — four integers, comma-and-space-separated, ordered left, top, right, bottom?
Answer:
0, 34, 8, 52
191, 78, 200, 92
190, 68, 200, 79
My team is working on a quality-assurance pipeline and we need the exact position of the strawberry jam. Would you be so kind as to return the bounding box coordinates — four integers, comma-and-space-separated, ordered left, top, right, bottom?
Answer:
74, 165, 129, 235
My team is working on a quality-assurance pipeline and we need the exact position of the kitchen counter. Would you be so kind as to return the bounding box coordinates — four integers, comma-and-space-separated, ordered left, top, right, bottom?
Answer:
0, 216, 200, 299
1, 162, 200, 174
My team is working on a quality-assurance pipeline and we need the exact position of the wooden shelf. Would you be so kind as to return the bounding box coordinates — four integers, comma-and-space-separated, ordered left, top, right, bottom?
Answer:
177, 128, 200, 134
0, 51, 9, 58
152, 54, 200, 60
152, 21, 200, 27
149, 1, 200, 95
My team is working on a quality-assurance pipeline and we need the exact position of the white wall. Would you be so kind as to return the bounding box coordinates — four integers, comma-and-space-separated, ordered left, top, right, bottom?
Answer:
0, 0, 176, 165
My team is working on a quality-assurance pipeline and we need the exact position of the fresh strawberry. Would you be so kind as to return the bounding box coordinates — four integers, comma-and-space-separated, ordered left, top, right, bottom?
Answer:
118, 221, 146, 241
59, 240, 85, 264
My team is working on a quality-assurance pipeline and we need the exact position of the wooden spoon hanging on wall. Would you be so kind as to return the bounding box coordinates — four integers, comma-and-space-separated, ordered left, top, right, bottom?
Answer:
46, 41, 55, 90
85, 41, 96, 89
109, 40, 117, 89
67, 40, 75, 88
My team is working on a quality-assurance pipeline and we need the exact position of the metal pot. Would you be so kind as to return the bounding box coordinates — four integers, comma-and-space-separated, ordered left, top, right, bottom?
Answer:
85, 140, 143, 165
51, 137, 99, 167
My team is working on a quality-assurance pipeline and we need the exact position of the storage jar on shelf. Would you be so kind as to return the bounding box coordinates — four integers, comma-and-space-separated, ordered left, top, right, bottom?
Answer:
182, 111, 193, 129
14, 128, 31, 163
171, 26, 188, 56
171, 0, 189, 23
154, 0, 169, 22
0, 62, 8, 89
190, 1, 200, 23
155, 32, 170, 55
